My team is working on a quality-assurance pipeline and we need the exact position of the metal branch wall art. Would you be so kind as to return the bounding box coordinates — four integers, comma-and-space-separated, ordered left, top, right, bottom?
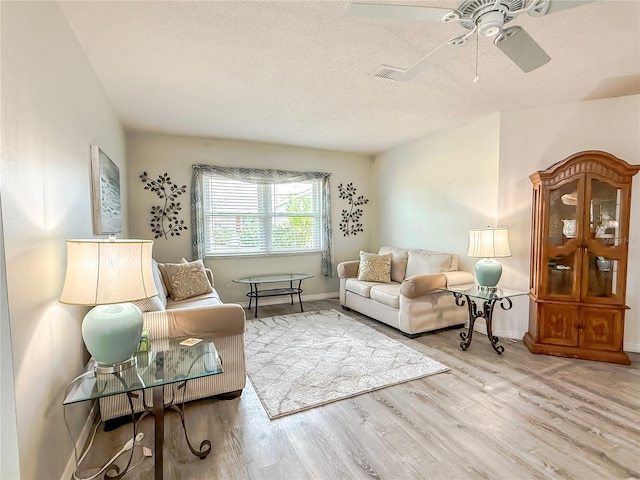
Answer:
140, 172, 188, 239
338, 182, 369, 237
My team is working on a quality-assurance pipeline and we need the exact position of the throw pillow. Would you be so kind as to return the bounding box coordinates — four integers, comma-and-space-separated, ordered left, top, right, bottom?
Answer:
358, 251, 392, 283
157, 258, 188, 298
161, 259, 214, 302
134, 295, 166, 312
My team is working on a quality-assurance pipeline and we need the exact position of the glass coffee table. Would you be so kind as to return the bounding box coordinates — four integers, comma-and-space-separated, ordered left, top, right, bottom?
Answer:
234, 273, 313, 317
440, 284, 528, 354
64, 337, 223, 480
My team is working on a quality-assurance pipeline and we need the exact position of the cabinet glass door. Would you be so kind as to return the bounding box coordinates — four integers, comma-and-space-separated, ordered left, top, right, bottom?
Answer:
542, 178, 583, 300
582, 178, 626, 304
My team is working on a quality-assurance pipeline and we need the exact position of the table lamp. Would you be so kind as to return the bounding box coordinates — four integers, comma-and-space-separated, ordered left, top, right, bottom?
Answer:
468, 227, 511, 291
60, 238, 157, 373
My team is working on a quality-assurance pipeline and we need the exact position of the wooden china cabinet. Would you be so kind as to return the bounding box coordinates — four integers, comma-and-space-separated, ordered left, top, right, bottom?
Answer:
524, 151, 639, 365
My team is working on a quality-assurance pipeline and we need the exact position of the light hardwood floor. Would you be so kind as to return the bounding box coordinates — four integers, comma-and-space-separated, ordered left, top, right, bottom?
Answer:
78, 299, 640, 479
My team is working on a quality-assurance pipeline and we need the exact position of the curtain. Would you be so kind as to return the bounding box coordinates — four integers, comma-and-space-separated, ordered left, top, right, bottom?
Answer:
191, 165, 334, 277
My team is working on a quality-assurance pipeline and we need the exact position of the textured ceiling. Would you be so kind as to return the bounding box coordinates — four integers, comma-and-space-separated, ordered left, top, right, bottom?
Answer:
59, 1, 640, 154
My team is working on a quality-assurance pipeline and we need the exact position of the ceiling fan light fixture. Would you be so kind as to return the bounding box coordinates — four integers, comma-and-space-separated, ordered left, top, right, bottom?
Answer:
477, 10, 505, 37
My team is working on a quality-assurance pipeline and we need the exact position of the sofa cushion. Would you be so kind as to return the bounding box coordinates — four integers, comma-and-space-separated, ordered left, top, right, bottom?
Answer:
345, 278, 377, 298
166, 290, 222, 309
358, 251, 392, 283
161, 259, 214, 302
405, 250, 455, 277
370, 283, 401, 309
378, 246, 409, 283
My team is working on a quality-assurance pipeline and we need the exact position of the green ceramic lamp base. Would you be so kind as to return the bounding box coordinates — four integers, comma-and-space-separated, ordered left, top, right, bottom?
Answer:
82, 303, 143, 374
474, 258, 503, 290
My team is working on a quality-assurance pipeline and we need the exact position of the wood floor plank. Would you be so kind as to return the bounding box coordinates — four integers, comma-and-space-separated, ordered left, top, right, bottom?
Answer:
76, 299, 640, 479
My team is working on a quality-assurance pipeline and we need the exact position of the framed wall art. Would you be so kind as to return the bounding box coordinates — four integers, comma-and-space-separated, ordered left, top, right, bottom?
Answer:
91, 145, 122, 234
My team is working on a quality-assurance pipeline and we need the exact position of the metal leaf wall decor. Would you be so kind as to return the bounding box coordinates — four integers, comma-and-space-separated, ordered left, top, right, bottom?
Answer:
338, 182, 369, 237
140, 172, 187, 239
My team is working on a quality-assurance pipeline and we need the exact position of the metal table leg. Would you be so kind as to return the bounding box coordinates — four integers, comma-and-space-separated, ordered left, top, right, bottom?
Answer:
153, 386, 164, 480
297, 279, 304, 312
454, 293, 513, 354
290, 280, 295, 305
253, 283, 259, 317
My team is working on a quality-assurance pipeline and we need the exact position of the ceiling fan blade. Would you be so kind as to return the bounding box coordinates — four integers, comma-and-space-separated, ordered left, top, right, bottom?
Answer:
545, 0, 596, 15
494, 26, 550, 73
396, 30, 475, 81
396, 44, 450, 81
344, 3, 454, 22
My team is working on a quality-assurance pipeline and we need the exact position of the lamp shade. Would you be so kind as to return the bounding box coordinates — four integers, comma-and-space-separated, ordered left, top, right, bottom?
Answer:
468, 227, 511, 258
60, 239, 157, 305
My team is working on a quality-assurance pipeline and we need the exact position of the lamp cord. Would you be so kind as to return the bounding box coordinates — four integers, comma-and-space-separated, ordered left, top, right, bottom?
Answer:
63, 370, 148, 480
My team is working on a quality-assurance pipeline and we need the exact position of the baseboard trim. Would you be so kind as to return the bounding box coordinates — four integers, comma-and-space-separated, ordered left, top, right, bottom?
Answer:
61, 401, 99, 480
471, 323, 640, 353
241, 292, 338, 309
470, 320, 525, 341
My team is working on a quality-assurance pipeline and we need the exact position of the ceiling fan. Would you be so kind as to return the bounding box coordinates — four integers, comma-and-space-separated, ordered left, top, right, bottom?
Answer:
344, 0, 595, 80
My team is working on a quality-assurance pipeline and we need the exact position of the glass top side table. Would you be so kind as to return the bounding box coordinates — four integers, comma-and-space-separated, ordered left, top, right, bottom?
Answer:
439, 284, 528, 354
64, 337, 223, 480
233, 273, 313, 317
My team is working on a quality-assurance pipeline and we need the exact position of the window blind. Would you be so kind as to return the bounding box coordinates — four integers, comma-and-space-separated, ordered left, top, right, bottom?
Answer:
203, 174, 323, 256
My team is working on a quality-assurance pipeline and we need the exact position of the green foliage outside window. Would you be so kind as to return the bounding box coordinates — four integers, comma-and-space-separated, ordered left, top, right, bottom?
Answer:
272, 196, 312, 248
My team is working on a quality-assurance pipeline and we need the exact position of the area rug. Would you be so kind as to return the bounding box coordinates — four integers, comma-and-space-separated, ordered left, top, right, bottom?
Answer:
244, 309, 449, 419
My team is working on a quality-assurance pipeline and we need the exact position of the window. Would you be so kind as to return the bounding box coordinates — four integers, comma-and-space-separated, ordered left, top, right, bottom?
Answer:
192, 165, 333, 276
202, 175, 322, 256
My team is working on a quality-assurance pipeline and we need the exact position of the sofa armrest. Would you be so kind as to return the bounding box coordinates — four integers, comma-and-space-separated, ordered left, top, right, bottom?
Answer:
400, 273, 446, 299
166, 304, 246, 338
442, 271, 475, 287
337, 260, 359, 279
205, 268, 215, 286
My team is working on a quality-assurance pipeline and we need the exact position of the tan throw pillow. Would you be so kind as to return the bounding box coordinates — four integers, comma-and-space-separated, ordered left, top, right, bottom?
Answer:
157, 258, 188, 298
358, 251, 392, 283
161, 259, 214, 302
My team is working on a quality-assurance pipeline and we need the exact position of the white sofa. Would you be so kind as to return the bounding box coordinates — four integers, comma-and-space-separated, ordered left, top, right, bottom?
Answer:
98, 259, 247, 421
337, 246, 474, 336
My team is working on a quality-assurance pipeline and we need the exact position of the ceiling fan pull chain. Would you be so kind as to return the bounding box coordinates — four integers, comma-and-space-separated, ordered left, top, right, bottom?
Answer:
473, 31, 480, 83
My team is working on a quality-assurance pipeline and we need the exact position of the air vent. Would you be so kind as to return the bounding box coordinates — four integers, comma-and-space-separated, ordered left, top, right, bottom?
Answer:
371, 65, 406, 81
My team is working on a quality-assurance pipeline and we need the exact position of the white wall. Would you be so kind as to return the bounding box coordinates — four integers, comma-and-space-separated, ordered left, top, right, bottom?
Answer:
372, 113, 513, 336
498, 94, 640, 351
372, 95, 640, 350
126, 131, 373, 304
1, 2, 127, 478
372, 113, 501, 272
